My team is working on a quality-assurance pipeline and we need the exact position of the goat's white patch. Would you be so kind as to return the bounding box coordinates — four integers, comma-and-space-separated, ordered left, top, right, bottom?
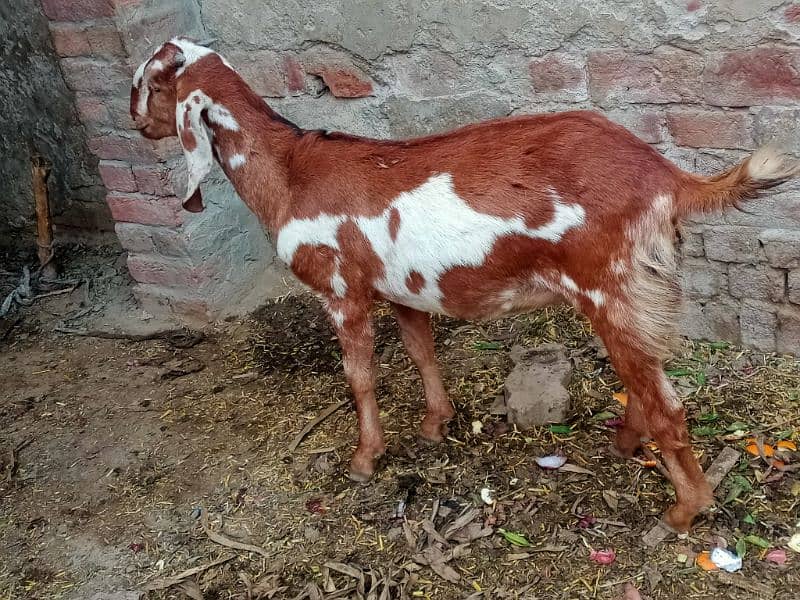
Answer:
150, 59, 165, 73
169, 37, 234, 76
329, 309, 345, 329
560, 274, 579, 292
611, 259, 627, 275
331, 267, 347, 298
585, 289, 605, 307
207, 103, 240, 131
228, 153, 247, 170
277, 173, 585, 314
133, 61, 147, 88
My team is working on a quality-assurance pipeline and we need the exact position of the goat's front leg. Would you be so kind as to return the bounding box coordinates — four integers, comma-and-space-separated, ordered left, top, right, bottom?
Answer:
328, 303, 385, 481
391, 303, 454, 442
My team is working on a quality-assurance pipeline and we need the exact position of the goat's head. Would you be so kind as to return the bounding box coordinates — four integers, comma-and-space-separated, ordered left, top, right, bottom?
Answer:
131, 37, 220, 212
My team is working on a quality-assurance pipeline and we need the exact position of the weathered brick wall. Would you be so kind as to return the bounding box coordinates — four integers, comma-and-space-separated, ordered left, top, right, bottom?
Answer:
42, 0, 800, 351
0, 0, 111, 250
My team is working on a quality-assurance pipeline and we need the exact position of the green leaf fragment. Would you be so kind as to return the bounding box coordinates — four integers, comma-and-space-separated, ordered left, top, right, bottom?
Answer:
548, 424, 573, 434
726, 421, 749, 432
473, 341, 502, 351
591, 411, 617, 422
691, 425, 720, 437
743, 513, 756, 525
665, 368, 693, 377
498, 528, 531, 547
743, 535, 770, 549
736, 538, 747, 558
698, 412, 719, 423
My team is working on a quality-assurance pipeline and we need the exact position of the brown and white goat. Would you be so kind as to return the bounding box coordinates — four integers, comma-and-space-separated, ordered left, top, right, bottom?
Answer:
131, 38, 799, 533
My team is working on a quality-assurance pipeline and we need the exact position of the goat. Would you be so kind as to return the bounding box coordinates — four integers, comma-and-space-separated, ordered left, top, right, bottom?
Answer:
131, 38, 800, 533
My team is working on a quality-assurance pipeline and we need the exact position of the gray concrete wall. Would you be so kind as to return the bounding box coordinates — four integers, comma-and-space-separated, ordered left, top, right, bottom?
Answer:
0, 1, 111, 251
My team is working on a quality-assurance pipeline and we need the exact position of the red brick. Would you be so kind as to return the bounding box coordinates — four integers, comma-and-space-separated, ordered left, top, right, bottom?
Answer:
98, 160, 136, 192
704, 48, 800, 107
106, 192, 183, 226
41, 0, 114, 21
529, 53, 587, 101
132, 164, 177, 196
89, 133, 159, 163
127, 255, 207, 288
588, 48, 703, 106
666, 109, 754, 149
318, 68, 373, 98
284, 55, 306, 93
49, 22, 90, 57
74, 93, 112, 129
86, 25, 125, 57
60, 57, 128, 94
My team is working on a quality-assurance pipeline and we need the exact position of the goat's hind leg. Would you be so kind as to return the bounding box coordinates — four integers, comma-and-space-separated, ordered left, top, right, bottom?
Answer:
610, 390, 649, 458
591, 318, 712, 532
391, 303, 454, 442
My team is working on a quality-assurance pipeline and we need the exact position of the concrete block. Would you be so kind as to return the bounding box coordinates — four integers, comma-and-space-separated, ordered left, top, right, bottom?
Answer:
504, 344, 572, 428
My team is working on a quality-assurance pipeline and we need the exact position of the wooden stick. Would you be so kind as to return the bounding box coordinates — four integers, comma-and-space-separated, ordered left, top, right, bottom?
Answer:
31, 155, 56, 279
642, 446, 741, 547
288, 398, 351, 452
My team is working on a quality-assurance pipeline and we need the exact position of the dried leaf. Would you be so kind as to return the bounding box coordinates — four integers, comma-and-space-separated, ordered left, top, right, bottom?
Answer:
559, 463, 595, 476
776, 440, 797, 452
613, 392, 628, 406
621, 583, 643, 600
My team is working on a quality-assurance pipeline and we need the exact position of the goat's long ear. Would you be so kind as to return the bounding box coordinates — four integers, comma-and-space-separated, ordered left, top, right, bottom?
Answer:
176, 94, 212, 212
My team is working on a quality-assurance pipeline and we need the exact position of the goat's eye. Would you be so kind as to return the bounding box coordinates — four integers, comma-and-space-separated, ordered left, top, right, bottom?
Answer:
152, 85, 161, 93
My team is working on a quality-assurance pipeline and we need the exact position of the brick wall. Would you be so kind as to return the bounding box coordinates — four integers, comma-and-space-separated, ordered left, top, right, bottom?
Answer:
42, 0, 800, 352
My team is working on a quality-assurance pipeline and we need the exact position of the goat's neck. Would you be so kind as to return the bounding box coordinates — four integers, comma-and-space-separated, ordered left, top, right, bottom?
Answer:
204, 89, 299, 233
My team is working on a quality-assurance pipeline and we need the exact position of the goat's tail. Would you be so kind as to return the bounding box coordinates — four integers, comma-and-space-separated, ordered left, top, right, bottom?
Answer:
675, 146, 800, 218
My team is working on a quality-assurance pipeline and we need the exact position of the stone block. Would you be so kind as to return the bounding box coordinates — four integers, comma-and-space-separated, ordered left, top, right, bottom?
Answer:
680, 257, 726, 298
789, 269, 800, 305
740, 300, 777, 352
49, 22, 91, 57
728, 264, 785, 302
776, 306, 800, 355
680, 299, 741, 343
504, 344, 572, 428
703, 226, 765, 264
759, 229, 800, 269
678, 227, 705, 258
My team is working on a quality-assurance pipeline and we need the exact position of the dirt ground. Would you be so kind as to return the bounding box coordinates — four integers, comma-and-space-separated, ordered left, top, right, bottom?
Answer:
1, 246, 799, 600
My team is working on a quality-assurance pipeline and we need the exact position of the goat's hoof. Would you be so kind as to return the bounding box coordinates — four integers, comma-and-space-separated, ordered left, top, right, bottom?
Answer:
419, 420, 449, 444
347, 469, 373, 483
607, 443, 636, 460
662, 506, 695, 535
